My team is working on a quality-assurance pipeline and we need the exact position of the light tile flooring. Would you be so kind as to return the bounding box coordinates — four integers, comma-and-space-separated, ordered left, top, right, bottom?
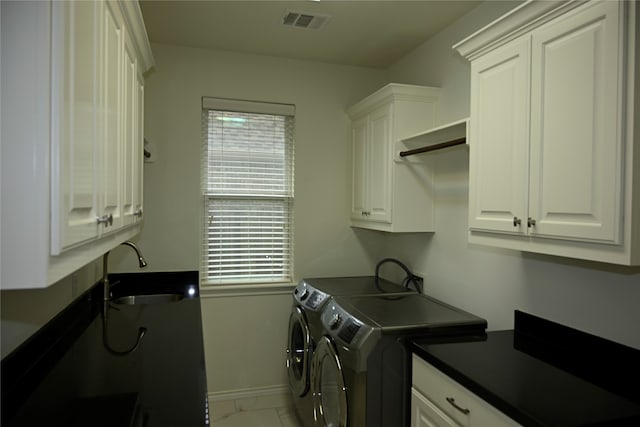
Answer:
211, 393, 302, 427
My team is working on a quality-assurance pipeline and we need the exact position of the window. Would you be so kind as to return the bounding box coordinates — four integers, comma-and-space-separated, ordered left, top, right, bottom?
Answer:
201, 98, 294, 285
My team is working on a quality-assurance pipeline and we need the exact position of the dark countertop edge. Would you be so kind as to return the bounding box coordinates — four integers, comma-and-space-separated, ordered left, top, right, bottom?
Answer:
109, 270, 200, 297
1, 281, 103, 425
408, 335, 546, 427
1, 270, 200, 426
409, 310, 640, 427
513, 310, 640, 404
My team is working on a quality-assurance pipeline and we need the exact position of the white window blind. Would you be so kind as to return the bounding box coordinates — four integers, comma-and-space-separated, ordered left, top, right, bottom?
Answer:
201, 97, 294, 285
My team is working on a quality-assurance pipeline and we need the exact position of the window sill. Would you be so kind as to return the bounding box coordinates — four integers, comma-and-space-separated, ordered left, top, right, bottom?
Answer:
199, 282, 295, 298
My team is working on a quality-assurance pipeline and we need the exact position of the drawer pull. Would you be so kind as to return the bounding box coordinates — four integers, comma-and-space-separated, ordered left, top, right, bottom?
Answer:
446, 397, 470, 415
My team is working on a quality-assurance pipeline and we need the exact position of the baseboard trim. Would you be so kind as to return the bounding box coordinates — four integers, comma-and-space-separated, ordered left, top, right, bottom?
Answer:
208, 384, 290, 402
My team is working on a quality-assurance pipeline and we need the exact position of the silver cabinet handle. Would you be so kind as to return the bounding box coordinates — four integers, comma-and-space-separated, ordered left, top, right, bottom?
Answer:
446, 397, 470, 415
134, 208, 143, 218
528, 217, 536, 227
513, 216, 521, 227
96, 214, 113, 226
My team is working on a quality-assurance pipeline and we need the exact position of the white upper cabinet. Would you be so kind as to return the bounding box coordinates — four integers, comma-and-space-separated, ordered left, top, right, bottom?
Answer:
1, 0, 154, 289
122, 14, 144, 228
100, 0, 125, 234
50, 0, 102, 250
348, 84, 441, 232
359, 103, 394, 224
528, 2, 622, 243
468, 36, 530, 235
455, 0, 640, 265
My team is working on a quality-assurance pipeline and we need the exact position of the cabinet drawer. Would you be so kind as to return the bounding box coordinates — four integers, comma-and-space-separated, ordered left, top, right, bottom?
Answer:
412, 355, 521, 427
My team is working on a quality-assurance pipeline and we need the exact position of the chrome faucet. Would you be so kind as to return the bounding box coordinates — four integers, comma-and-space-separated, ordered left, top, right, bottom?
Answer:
101, 241, 148, 356
103, 241, 148, 317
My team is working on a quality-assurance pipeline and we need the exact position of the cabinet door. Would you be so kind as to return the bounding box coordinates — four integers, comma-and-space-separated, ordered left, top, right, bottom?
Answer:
528, 1, 623, 243
100, 0, 124, 231
50, 0, 101, 254
468, 37, 530, 234
134, 73, 145, 221
351, 116, 368, 220
411, 388, 461, 427
367, 104, 392, 223
121, 28, 138, 227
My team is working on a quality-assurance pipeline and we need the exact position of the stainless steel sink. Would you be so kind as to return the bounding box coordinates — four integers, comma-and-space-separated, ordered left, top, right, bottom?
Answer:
113, 293, 184, 305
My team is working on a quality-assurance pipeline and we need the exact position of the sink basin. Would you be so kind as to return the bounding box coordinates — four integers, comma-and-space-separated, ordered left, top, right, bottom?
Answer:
113, 293, 184, 305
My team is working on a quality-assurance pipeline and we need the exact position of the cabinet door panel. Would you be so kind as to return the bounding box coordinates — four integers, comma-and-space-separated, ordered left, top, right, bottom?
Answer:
121, 30, 137, 226
529, 1, 623, 243
351, 116, 368, 219
51, 1, 100, 254
411, 388, 461, 427
468, 38, 530, 234
101, 0, 123, 230
368, 104, 392, 223
134, 74, 145, 220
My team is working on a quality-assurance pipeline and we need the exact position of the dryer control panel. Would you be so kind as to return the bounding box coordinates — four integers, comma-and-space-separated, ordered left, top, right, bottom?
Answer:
294, 280, 329, 312
320, 300, 374, 349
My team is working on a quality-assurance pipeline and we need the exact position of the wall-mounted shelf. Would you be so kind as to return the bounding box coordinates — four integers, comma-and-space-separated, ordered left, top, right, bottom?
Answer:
396, 118, 469, 161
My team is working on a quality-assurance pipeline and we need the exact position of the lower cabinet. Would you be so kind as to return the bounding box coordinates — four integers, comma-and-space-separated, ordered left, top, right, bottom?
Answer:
411, 387, 460, 427
412, 355, 520, 427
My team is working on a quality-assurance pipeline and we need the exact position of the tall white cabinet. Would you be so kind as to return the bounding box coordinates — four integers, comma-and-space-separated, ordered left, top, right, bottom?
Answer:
348, 84, 441, 232
1, 0, 154, 289
455, 0, 640, 265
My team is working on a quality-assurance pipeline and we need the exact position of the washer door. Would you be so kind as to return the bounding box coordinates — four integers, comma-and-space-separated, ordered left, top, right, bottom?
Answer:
287, 306, 312, 396
312, 336, 348, 427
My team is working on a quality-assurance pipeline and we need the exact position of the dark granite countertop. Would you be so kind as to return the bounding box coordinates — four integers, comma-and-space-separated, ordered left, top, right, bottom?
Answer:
2, 271, 208, 427
409, 311, 640, 427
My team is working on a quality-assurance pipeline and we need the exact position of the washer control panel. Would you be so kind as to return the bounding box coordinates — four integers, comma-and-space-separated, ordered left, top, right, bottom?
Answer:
293, 280, 329, 312
320, 300, 373, 348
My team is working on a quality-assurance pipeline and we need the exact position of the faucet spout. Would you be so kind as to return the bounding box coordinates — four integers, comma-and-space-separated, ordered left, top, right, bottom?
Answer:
101, 241, 149, 356
120, 241, 148, 268
102, 241, 148, 317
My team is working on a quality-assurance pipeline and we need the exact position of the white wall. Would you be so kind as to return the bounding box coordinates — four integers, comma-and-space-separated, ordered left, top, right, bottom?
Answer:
111, 44, 388, 277
384, 1, 640, 350
123, 43, 389, 396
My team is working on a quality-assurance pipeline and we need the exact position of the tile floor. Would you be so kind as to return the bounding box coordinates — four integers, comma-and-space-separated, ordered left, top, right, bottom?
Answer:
211, 393, 302, 427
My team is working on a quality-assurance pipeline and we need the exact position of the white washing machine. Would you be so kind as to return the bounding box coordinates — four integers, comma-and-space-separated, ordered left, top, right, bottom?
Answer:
311, 293, 487, 427
286, 277, 415, 427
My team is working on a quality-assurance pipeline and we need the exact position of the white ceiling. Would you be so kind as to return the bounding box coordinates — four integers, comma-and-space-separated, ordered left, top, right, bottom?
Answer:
139, 1, 481, 69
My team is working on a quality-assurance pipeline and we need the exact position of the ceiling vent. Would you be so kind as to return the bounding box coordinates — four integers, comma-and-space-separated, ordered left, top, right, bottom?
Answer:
282, 10, 330, 30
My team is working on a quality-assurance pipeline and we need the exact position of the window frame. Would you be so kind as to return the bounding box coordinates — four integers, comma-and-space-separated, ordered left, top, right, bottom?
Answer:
200, 97, 295, 287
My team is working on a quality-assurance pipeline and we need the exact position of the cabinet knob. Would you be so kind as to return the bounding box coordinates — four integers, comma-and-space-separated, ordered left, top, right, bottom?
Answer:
513, 216, 522, 227
134, 208, 143, 218
96, 214, 113, 227
528, 217, 536, 228
361, 211, 371, 217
